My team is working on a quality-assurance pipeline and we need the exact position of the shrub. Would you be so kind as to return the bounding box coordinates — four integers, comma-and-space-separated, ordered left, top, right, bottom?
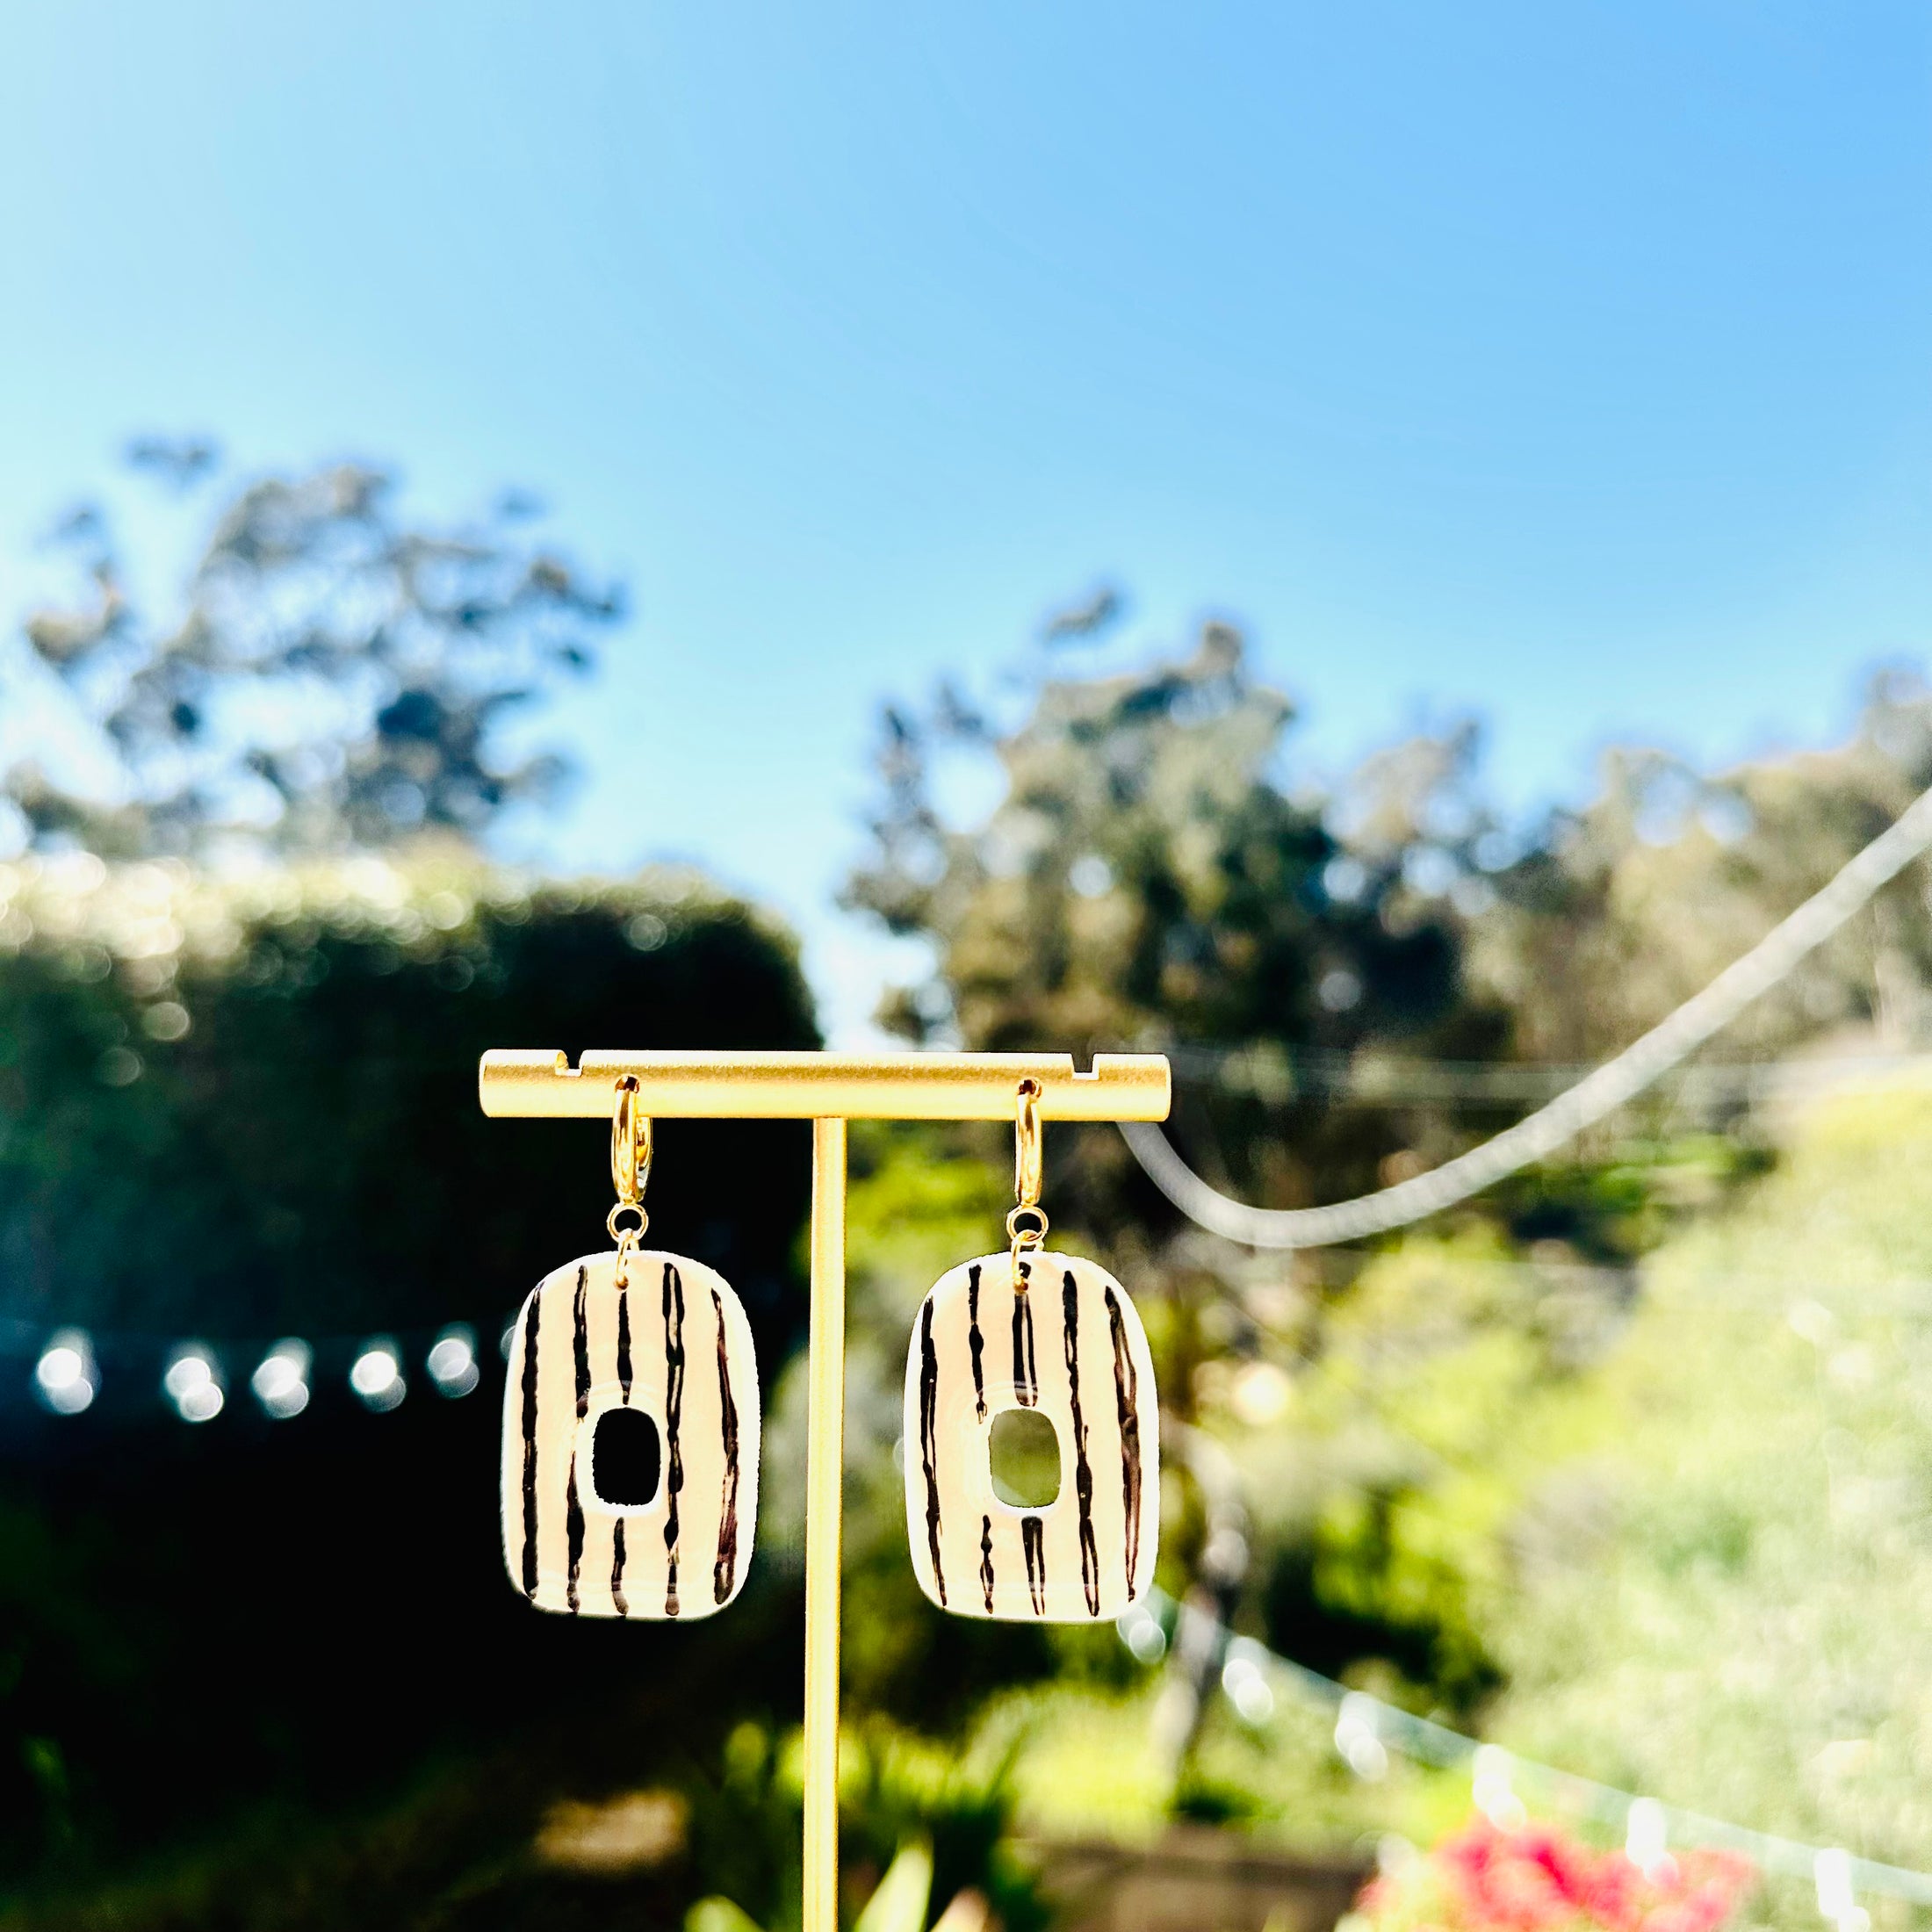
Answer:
0, 849, 820, 1896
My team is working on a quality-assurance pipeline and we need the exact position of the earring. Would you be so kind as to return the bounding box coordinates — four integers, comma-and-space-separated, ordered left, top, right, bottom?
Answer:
904, 1078, 1159, 1622
501, 1075, 761, 1619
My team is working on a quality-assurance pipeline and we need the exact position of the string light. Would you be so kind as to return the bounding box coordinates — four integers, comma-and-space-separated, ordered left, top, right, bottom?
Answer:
36, 1329, 96, 1414
349, 1338, 406, 1412
1817, 1849, 1871, 1932
426, 1324, 479, 1398
1121, 1590, 1932, 1905
251, 1340, 311, 1419
1626, 1795, 1670, 1878
1473, 1743, 1527, 1830
162, 1345, 224, 1423
1118, 1601, 1168, 1663
1335, 1691, 1389, 1782
0, 1323, 505, 1420
1219, 1639, 1276, 1726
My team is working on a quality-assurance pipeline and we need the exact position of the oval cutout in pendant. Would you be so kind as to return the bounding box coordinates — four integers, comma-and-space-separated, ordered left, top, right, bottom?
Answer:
593, 1406, 662, 1507
989, 1407, 1061, 1509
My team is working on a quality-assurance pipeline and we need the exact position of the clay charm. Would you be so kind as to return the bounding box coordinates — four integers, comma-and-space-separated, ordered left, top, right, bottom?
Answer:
905, 1250, 1157, 1621
502, 1249, 759, 1619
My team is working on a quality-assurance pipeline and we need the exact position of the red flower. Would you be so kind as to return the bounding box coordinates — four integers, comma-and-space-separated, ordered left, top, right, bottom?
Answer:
1357, 1818, 1753, 1932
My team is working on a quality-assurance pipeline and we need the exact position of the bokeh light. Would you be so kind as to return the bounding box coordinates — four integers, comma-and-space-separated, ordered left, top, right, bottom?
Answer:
350, 1340, 406, 1412
163, 1345, 225, 1423
250, 1340, 311, 1420
36, 1329, 96, 1415
1219, 1642, 1275, 1727
426, 1325, 479, 1399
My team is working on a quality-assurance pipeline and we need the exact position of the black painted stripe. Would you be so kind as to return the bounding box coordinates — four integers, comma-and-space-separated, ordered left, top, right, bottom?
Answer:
1063, 1271, 1099, 1617
712, 1287, 740, 1605
612, 1518, 629, 1618
1105, 1286, 1143, 1597
1012, 1259, 1038, 1408
662, 1261, 686, 1617
565, 1452, 585, 1612
918, 1299, 947, 1605
979, 1513, 995, 1612
572, 1265, 591, 1419
967, 1264, 986, 1421
1022, 1513, 1046, 1615
566, 1266, 593, 1614
519, 1295, 540, 1599
617, 1276, 633, 1406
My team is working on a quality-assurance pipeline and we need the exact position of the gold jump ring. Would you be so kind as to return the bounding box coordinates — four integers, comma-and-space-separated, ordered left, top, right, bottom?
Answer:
1006, 1204, 1049, 1248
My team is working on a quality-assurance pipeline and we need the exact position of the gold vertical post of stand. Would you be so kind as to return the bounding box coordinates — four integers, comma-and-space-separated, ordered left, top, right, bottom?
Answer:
803, 1118, 847, 1932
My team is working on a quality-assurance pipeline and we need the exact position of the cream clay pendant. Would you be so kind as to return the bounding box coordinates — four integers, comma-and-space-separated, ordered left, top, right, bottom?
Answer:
501, 1078, 760, 1619
903, 1080, 1158, 1620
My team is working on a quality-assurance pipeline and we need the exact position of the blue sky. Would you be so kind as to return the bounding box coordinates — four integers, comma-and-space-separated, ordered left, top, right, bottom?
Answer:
3, 3, 1928, 1040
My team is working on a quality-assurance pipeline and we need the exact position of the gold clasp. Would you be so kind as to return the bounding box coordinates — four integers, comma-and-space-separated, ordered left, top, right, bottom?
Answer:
608, 1074, 652, 1278
1006, 1076, 1048, 1276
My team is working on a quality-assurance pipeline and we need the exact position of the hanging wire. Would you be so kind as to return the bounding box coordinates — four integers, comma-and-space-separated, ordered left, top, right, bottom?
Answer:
1121, 1588, 1932, 1906
1122, 782, 1932, 1250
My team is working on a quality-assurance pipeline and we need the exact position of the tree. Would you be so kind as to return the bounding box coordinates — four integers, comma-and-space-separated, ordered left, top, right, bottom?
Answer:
851, 619, 1932, 1246
1469, 671, 1932, 1070
6, 445, 621, 857
845, 621, 1511, 1226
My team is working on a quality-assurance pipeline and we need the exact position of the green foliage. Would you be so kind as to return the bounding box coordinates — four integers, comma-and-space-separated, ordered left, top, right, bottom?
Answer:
679, 1720, 1045, 1932
1202, 1193, 1763, 1705
0, 851, 820, 1905
839, 1727, 1046, 1932
982, 1082, 1932, 1913
18, 537, 1932, 1922
1486, 1081, 1932, 1860
846, 624, 1511, 1229
9, 451, 620, 855
1489, 1135, 1773, 1265
852, 1842, 933, 1932
0, 849, 814, 1337
691, 1900, 771, 1932
1467, 674, 1932, 1065
680, 1721, 804, 1932
1206, 1236, 1600, 1712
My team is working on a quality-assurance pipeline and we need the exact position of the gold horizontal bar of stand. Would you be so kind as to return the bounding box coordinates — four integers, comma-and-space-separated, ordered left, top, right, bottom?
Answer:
479, 1049, 1171, 1121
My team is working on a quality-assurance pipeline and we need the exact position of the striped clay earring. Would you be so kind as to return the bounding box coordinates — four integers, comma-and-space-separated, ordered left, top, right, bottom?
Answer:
501, 1076, 760, 1620
905, 1078, 1159, 1622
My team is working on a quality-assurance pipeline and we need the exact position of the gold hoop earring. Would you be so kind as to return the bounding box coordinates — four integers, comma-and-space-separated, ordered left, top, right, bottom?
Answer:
608, 1073, 652, 1284
904, 1078, 1159, 1621
501, 1076, 761, 1621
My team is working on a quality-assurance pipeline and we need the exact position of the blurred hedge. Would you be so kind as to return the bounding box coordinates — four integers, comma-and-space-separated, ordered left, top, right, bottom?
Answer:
0, 850, 820, 1897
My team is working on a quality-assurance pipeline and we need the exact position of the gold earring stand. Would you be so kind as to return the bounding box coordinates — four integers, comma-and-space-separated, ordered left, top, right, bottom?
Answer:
479, 1049, 1171, 1932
